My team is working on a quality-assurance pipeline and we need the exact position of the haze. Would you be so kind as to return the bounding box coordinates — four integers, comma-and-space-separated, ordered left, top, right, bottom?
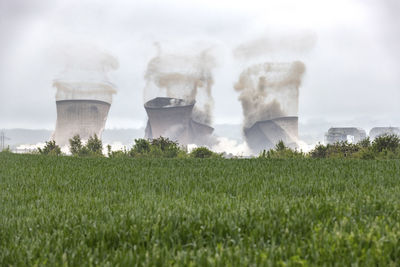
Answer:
1, 0, 399, 134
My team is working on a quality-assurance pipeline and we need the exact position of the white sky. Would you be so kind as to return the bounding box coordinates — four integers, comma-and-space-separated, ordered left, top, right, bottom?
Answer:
0, 0, 399, 130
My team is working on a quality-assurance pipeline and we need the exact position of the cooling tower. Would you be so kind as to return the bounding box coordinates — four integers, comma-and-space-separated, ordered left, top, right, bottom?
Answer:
244, 116, 298, 153
53, 100, 110, 146
144, 97, 214, 145
325, 127, 366, 144
369, 127, 400, 139
190, 120, 215, 145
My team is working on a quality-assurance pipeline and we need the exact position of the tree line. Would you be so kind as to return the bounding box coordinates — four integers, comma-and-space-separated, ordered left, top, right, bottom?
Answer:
37, 135, 222, 158
3, 133, 399, 159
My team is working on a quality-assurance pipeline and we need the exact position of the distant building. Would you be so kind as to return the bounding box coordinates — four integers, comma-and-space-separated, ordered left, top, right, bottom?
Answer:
325, 127, 366, 144
369, 127, 400, 140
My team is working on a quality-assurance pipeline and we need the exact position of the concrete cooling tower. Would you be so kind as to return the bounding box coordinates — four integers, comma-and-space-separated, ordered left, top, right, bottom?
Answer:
325, 127, 366, 144
236, 62, 305, 153
51, 48, 118, 147
53, 100, 110, 146
369, 127, 400, 140
144, 97, 214, 145
244, 116, 298, 152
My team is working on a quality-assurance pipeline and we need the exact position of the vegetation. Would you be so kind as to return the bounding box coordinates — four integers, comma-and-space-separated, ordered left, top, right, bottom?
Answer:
260, 140, 305, 159
68, 134, 103, 157
1, 153, 400, 265
129, 137, 186, 158
189, 146, 221, 158
309, 134, 400, 159
38, 140, 62, 156
31, 133, 400, 160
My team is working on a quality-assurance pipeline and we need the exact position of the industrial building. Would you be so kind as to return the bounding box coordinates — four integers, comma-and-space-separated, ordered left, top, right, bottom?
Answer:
53, 99, 111, 146
325, 127, 366, 144
144, 97, 214, 145
244, 116, 298, 153
369, 127, 400, 139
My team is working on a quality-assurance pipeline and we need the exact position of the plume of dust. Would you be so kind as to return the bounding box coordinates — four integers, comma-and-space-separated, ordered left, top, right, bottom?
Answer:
233, 31, 316, 60
188, 137, 252, 157
234, 61, 306, 128
53, 44, 119, 104
144, 45, 216, 125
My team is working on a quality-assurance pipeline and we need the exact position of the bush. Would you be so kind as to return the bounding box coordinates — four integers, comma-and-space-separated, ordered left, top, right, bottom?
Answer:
150, 137, 183, 158
38, 140, 62, 156
86, 134, 103, 156
358, 137, 371, 148
69, 135, 104, 157
309, 143, 328, 158
130, 139, 151, 157
309, 141, 361, 159
190, 147, 221, 158
107, 145, 129, 158
308, 136, 400, 160
69, 135, 83, 156
260, 141, 305, 159
372, 134, 400, 153
129, 137, 184, 158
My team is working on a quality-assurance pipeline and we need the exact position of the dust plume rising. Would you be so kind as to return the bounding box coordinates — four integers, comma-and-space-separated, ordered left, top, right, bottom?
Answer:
144, 46, 216, 125
233, 31, 316, 60
234, 61, 306, 128
53, 45, 119, 104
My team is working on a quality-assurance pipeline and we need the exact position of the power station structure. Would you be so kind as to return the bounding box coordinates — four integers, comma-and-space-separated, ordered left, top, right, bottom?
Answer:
53, 99, 111, 146
144, 97, 214, 145
325, 127, 366, 144
238, 62, 304, 153
52, 50, 118, 147
369, 127, 400, 140
244, 116, 298, 152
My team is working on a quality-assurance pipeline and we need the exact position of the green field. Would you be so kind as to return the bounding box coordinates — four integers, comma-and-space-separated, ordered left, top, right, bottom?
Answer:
1, 153, 400, 266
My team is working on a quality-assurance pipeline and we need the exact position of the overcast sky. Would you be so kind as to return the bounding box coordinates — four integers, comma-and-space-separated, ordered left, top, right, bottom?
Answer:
0, 0, 399, 130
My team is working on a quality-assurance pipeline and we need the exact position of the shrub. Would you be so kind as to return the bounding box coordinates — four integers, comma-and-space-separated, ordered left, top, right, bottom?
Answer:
38, 140, 62, 156
190, 147, 221, 158
107, 145, 129, 158
309, 143, 328, 158
309, 141, 361, 159
69, 135, 83, 156
372, 134, 400, 153
129, 137, 184, 158
260, 141, 305, 159
358, 137, 371, 148
150, 137, 182, 158
130, 139, 151, 157
86, 134, 103, 156
69, 135, 104, 157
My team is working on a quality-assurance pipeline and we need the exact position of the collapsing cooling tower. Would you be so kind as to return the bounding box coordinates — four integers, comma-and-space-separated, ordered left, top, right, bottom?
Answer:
369, 127, 400, 140
53, 99, 111, 146
244, 116, 298, 152
52, 47, 118, 146
236, 62, 305, 153
324, 127, 366, 144
144, 97, 214, 145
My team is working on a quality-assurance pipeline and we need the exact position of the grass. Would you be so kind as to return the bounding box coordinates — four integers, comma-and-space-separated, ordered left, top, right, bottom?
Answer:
1, 153, 400, 266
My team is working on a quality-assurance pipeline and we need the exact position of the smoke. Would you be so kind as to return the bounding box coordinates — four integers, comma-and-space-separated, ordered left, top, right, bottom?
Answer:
233, 31, 316, 60
53, 44, 119, 104
234, 61, 306, 128
144, 45, 216, 125
211, 137, 252, 157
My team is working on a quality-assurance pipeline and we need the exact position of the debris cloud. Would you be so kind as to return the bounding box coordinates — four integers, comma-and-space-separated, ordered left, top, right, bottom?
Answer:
144, 45, 216, 125
234, 61, 306, 128
53, 44, 119, 103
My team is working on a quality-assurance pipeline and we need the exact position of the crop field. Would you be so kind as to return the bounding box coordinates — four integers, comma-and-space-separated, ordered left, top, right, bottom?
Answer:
1, 153, 400, 266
